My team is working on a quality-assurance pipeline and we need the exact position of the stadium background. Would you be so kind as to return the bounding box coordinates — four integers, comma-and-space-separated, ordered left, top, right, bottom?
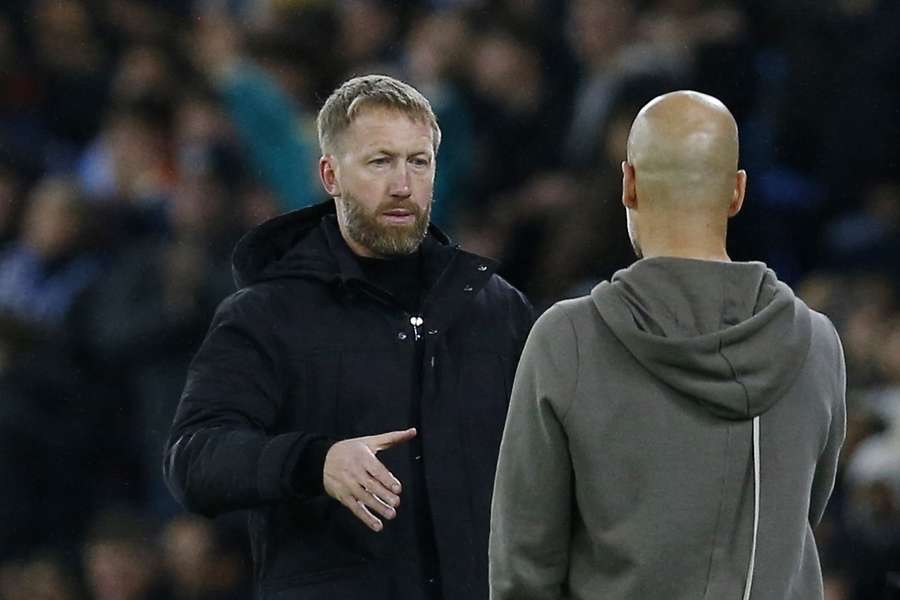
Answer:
0, 0, 898, 597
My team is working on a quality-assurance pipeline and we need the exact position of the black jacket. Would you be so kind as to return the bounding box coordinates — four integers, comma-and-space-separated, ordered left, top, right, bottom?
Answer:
164, 201, 533, 599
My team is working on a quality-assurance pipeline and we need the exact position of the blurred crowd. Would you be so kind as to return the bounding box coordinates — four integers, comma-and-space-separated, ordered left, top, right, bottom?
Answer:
0, 0, 898, 598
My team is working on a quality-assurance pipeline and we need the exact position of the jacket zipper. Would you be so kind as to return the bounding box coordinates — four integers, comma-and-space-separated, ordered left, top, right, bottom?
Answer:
410, 315, 424, 341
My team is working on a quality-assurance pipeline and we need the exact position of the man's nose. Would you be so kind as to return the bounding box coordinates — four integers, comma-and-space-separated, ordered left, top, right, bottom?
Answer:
389, 164, 412, 198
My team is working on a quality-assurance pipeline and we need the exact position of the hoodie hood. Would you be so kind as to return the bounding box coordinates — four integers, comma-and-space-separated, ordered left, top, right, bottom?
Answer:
231, 200, 454, 289
591, 257, 812, 420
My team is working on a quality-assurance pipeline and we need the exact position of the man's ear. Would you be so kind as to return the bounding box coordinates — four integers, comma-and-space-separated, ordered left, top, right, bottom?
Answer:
729, 169, 747, 217
319, 155, 340, 197
622, 161, 637, 209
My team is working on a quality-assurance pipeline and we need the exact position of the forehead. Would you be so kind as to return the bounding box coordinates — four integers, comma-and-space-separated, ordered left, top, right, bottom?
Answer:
341, 107, 434, 153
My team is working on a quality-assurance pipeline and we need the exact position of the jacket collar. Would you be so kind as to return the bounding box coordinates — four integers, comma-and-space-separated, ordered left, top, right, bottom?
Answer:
233, 199, 502, 329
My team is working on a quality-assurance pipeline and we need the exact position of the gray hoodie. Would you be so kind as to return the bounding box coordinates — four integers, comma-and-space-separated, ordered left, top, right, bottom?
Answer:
489, 257, 846, 600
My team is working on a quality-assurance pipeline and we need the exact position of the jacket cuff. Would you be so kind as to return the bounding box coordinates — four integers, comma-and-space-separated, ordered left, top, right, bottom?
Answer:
287, 436, 335, 498
257, 433, 334, 502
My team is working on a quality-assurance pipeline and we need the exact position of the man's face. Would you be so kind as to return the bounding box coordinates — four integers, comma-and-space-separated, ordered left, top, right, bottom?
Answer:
324, 107, 435, 258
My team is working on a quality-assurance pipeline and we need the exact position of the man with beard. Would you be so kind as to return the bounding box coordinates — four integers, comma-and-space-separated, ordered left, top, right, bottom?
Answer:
164, 75, 533, 600
489, 91, 846, 599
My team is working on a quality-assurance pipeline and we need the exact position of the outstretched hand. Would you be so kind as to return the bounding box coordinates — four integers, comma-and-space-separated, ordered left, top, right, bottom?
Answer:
323, 428, 417, 532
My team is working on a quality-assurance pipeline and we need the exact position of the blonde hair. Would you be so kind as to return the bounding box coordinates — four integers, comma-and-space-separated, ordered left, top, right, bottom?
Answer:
316, 74, 441, 155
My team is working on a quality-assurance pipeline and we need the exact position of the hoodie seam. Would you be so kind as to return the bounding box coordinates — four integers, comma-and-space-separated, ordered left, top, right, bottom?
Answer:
718, 337, 753, 417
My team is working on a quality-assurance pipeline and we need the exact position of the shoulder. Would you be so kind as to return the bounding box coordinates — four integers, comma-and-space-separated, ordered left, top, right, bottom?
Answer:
213, 281, 292, 328
808, 308, 843, 359
806, 307, 846, 400
525, 300, 585, 355
480, 272, 535, 328
484, 272, 529, 305
532, 295, 595, 338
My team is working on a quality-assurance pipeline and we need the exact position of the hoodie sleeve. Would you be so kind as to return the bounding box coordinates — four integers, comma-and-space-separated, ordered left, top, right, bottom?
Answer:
490, 304, 577, 600
163, 286, 332, 517
809, 322, 847, 527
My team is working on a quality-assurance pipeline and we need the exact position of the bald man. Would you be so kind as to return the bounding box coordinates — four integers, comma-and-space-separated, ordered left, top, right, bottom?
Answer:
489, 91, 846, 600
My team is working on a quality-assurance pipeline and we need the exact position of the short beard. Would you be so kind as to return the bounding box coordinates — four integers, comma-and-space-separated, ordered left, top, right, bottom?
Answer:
339, 192, 431, 257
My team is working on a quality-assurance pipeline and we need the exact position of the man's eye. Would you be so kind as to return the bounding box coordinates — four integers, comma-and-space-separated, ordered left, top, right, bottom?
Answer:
370, 157, 389, 166
410, 158, 430, 167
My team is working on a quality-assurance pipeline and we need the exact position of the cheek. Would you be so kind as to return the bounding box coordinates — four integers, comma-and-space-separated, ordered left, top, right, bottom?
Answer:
412, 174, 434, 201
340, 173, 381, 201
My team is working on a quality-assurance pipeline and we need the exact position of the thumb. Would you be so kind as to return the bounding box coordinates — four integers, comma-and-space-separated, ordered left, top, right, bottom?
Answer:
368, 428, 417, 452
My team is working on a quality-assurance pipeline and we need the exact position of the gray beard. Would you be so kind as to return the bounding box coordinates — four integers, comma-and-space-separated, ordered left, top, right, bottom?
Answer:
339, 192, 431, 257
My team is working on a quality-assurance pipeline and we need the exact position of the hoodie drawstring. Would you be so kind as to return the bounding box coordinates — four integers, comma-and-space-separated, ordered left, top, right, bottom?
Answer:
742, 416, 760, 600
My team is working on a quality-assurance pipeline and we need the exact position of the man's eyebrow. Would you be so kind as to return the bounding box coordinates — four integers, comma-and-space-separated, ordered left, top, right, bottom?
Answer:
363, 147, 395, 156
365, 148, 432, 156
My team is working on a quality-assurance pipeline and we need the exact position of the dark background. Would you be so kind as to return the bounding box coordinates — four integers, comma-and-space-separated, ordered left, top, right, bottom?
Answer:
0, 0, 898, 598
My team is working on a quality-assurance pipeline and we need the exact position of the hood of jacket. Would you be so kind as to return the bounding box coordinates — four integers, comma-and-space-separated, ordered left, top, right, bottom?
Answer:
591, 257, 812, 420
231, 200, 454, 289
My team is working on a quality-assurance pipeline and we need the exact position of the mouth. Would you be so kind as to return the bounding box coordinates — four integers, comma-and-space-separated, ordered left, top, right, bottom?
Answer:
381, 208, 416, 225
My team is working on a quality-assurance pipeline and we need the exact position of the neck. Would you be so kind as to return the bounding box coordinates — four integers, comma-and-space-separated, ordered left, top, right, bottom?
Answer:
637, 215, 731, 262
640, 244, 731, 262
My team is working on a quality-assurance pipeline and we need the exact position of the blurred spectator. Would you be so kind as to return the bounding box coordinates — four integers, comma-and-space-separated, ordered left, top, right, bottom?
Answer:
0, 13, 47, 175
108, 44, 179, 108
189, 14, 321, 211
100, 0, 174, 46
0, 177, 99, 331
563, 0, 673, 168
28, 0, 110, 150
77, 100, 174, 242
159, 516, 248, 600
403, 10, 475, 231
0, 177, 103, 558
466, 27, 567, 202
84, 135, 238, 512
637, 0, 747, 73
335, 0, 403, 73
826, 180, 900, 278
82, 509, 168, 600
0, 550, 83, 600
0, 165, 25, 249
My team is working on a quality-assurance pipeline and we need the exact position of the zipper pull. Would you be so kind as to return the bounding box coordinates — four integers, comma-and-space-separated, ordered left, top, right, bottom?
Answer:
410, 316, 424, 341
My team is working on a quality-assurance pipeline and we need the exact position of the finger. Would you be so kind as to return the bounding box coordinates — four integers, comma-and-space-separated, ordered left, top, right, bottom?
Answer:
345, 496, 383, 532
357, 486, 397, 521
368, 428, 417, 452
366, 457, 403, 495
362, 474, 401, 508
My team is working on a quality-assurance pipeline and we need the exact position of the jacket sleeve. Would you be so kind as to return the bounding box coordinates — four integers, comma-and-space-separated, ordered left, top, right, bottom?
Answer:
489, 305, 577, 600
809, 323, 847, 526
163, 286, 332, 517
